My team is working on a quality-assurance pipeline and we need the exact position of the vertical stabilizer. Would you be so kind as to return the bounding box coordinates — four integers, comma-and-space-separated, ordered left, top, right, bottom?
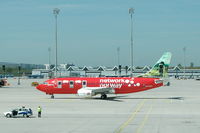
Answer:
139, 52, 172, 78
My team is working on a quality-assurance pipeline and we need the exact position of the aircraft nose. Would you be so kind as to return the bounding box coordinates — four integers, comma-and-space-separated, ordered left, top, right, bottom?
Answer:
36, 84, 46, 92
36, 84, 41, 90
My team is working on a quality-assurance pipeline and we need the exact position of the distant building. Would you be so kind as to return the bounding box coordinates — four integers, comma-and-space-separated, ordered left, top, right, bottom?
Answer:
31, 64, 200, 79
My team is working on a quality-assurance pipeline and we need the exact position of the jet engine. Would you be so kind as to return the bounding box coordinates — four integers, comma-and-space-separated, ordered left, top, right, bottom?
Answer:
77, 88, 95, 97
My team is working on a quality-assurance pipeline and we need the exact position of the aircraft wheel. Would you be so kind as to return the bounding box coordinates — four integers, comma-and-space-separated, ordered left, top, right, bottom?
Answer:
23, 114, 27, 118
51, 95, 54, 99
6, 114, 11, 118
101, 94, 107, 99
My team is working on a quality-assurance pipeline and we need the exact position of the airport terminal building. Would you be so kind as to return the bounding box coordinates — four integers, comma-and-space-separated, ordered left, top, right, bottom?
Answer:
31, 64, 200, 79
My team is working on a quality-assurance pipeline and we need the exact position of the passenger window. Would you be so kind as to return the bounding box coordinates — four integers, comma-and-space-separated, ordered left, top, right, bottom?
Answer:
57, 81, 62, 88
83, 81, 86, 85
43, 82, 48, 84
82, 80, 87, 88
69, 81, 74, 88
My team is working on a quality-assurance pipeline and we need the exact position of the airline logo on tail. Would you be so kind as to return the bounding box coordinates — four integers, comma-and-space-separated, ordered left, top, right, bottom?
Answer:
139, 52, 172, 78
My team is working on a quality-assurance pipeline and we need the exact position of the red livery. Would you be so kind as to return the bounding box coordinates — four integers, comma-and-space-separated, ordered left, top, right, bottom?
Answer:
36, 52, 172, 99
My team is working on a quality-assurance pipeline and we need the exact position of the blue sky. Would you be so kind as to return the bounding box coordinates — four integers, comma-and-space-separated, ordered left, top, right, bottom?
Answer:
0, 0, 200, 67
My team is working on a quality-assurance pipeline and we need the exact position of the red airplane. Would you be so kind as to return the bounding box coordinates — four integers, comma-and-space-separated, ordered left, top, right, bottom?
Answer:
36, 52, 172, 99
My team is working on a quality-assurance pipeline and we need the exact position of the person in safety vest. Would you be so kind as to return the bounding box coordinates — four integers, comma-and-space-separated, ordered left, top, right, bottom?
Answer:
38, 106, 42, 118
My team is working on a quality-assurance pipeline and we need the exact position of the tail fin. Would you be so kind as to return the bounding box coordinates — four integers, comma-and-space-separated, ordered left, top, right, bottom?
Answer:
139, 52, 172, 78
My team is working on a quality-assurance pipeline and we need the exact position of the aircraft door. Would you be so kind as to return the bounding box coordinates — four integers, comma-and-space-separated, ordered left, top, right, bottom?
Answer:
57, 81, 62, 88
69, 81, 74, 88
82, 80, 87, 88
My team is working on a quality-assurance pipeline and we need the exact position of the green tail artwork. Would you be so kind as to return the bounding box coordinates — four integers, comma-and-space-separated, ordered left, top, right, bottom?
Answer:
139, 52, 172, 78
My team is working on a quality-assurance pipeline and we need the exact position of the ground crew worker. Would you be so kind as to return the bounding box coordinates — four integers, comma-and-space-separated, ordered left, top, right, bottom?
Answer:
38, 106, 42, 118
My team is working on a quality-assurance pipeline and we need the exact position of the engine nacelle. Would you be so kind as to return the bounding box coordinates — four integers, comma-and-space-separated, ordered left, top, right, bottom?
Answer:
77, 89, 95, 97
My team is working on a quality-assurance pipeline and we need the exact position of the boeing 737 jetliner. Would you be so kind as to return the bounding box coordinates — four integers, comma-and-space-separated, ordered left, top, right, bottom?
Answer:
36, 52, 172, 99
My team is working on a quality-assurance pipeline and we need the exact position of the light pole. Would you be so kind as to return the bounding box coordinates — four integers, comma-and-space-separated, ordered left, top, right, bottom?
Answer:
48, 47, 51, 66
48, 47, 51, 78
129, 8, 134, 77
53, 8, 60, 78
183, 47, 186, 79
2, 65, 5, 78
117, 47, 120, 66
18, 66, 21, 85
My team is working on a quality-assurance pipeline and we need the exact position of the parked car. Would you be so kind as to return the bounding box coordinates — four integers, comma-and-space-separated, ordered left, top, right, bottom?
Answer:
3, 107, 33, 118
0, 79, 7, 87
196, 77, 200, 81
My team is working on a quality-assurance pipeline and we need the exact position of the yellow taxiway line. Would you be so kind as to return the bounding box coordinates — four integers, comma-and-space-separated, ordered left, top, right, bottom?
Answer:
135, 102, 153, 133
115, 99, 147, 133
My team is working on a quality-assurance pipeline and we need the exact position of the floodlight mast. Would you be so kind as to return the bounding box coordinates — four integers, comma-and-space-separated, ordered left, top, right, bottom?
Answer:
48, 47, 51, 66
183, 47, 186, 79
129, 8, 134, 77
117, 47, 120, 66
53, 8, 60, 78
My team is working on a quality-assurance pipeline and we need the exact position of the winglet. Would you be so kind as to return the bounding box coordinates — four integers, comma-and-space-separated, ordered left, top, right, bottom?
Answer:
138, 52, 172, 78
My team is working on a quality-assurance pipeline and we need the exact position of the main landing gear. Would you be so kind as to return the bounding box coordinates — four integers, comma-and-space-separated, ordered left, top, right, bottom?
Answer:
51, 95, 54, 99
101, 94, 107, 99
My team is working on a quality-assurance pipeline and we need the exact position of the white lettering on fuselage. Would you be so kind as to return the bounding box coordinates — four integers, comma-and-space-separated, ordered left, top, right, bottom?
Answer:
99, 78, 132, 88
100, 83, 123, 88
99, 78, 141, 88
100, 79, 126, 83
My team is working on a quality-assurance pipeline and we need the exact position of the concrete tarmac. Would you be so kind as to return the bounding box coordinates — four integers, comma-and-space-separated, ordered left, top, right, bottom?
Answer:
0, 78, 200, 133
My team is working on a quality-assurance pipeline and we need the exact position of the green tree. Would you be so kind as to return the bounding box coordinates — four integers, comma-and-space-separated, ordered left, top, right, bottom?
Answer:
190, 62, 194, 68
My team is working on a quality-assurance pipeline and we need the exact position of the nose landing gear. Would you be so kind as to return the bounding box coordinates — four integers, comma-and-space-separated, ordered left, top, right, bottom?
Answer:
51, 95, 54, 99
101, 94, 107, 99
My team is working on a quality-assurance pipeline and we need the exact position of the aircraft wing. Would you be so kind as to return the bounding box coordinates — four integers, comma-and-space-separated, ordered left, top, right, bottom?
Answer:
77, 87, 115, 97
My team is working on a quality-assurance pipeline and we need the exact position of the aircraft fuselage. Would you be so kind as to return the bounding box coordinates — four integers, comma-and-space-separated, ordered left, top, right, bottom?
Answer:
36, 77, 163, 96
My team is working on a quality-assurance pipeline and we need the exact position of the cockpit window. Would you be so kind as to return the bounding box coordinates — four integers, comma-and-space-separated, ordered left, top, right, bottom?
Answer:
154, 79, 163, 84
43, 82, 48, 84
